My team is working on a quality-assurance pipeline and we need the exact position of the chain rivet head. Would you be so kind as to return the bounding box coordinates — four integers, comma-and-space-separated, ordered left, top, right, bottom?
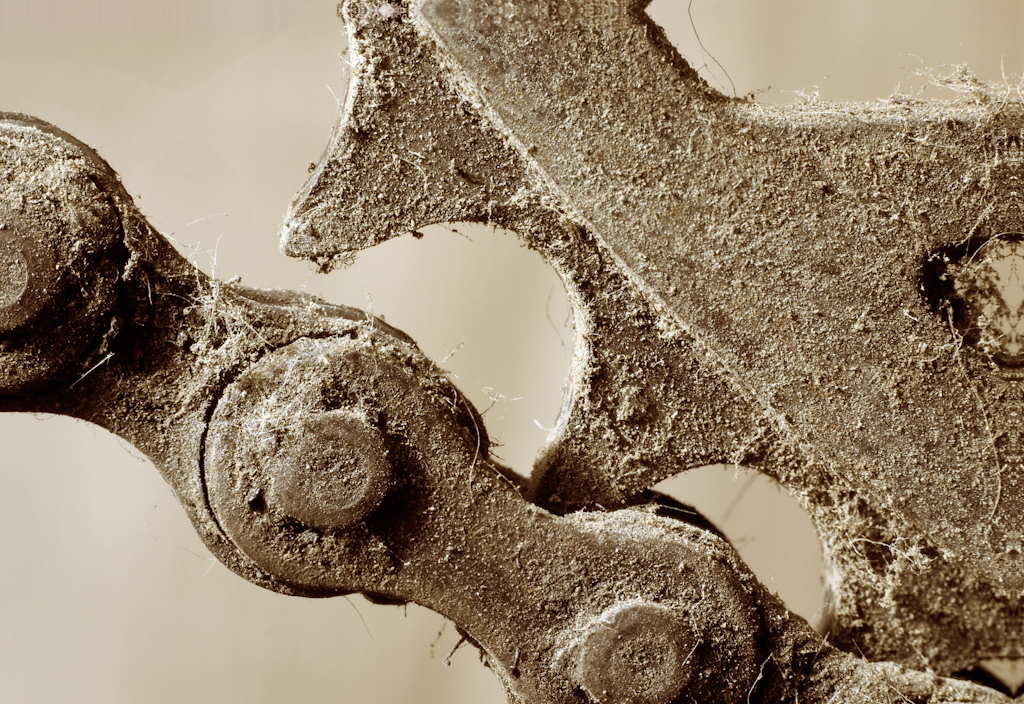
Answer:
0, 240, 29, 309
0, 231, 58, 334
577, 602, 695, 704
267, 410, 392, 533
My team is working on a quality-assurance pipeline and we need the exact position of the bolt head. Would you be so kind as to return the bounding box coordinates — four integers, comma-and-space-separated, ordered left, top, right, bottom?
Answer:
0, 239, 29, 307
203, 337, 416, 591
577, 602, 695, 704
0, 119, 127, 394
268, 410, 392, 532
0, 230, 58, 333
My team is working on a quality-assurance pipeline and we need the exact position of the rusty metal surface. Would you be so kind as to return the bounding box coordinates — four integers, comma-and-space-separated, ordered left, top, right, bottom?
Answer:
3, 1, 1024, 702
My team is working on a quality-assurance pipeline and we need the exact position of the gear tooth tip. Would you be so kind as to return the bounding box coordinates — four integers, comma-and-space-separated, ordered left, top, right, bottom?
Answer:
280, 216, 320, 257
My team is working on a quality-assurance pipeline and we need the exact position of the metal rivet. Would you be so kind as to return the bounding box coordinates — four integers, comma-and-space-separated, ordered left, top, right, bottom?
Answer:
0, 241, 29, 308
0, 232, 56, 334
267, 410, 392, 532
577, 602, 695, 704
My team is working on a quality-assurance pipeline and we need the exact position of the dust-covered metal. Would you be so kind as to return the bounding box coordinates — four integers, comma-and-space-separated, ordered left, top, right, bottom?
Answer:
3, 0, 1024, 701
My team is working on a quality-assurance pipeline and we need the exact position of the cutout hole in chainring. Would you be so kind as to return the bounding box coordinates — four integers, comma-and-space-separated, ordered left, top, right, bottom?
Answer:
921, 232, 1024, 366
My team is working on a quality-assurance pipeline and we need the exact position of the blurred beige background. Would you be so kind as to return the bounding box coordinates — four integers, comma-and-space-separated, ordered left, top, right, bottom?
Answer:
0, 1, 1021, 702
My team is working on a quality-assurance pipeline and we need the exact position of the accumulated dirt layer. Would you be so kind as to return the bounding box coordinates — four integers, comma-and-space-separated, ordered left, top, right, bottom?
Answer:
277, 0, 1024, 692
2, 1, 1022, 702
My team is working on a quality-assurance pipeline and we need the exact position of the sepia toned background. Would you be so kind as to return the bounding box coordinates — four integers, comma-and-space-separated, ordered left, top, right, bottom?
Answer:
0, 1, 1021, 702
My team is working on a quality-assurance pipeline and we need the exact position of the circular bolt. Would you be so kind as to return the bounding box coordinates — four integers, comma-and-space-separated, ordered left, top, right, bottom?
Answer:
268, 410, 392, 532
0, 241, 29, 307
577, 602, 695, 704
204, 337, 414, 589
0, 230, 58, 333
0, 119, 130, 393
